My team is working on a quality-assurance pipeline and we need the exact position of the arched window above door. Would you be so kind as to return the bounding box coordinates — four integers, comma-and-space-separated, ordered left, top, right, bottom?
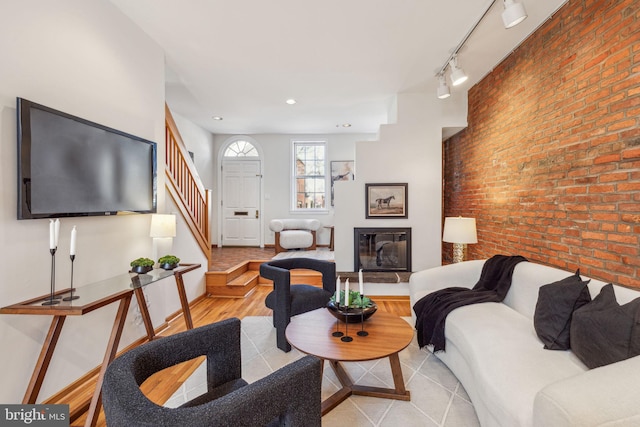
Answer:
224, 140, 259, 157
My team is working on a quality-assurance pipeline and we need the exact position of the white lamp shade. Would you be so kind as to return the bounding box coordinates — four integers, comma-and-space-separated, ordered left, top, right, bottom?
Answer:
443, 217, 477, 244
150, 214, 176, 238
502, 0, 527, 29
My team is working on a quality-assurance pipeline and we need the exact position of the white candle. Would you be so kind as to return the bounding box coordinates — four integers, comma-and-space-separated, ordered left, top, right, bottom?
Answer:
345, 278, 350, 307
70, 226, 77, 256
49, 220, 55, 250
359, 269, 364, 295
54, 219, 60, 248
335, 276, 341, 305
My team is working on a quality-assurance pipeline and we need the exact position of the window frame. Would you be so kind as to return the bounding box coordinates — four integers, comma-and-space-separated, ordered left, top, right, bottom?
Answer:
290, 139, 329, 213
223, 138, 259, 158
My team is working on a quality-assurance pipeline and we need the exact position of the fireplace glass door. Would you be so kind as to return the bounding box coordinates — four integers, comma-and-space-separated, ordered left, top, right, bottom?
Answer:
354, 228, 411, 272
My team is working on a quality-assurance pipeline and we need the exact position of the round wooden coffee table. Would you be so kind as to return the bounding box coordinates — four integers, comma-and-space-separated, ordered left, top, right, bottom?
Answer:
285, 308, 414, 415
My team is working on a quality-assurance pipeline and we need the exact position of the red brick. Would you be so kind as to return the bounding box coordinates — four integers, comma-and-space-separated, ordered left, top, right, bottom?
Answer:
593, 153, 621, 164
443, 0, 639, 282
622, 147, 640, 159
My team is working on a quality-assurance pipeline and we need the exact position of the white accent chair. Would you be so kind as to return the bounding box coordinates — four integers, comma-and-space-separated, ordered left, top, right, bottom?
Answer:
269, 219, 321, 254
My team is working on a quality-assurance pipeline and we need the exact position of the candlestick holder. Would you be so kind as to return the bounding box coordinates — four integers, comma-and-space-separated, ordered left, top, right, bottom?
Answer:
332, 301, 344, 337
357, 293, 369, 337
340, 307, 353, 342
42, 248, 60, 306
63, 254, 79, 301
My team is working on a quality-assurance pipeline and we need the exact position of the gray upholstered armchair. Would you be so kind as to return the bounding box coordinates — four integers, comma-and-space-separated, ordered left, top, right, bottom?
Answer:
102, 318, 322, 427
260, 258, 336, 352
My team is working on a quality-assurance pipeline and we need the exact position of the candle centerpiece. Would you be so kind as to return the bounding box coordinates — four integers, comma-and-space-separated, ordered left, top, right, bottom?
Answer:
327, 289, 377, 323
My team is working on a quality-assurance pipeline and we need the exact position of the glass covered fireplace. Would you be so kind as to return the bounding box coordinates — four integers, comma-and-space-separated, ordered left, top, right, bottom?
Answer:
354, 227, 411, 272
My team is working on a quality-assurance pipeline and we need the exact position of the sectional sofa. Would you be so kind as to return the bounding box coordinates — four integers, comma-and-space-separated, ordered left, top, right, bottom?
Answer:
409, 259, 640, 427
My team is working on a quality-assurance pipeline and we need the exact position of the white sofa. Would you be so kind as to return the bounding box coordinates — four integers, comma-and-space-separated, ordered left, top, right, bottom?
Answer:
409, 260, 640, 427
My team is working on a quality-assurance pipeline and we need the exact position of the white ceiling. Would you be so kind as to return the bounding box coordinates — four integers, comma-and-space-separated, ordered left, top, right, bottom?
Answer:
109, 0, 567, 135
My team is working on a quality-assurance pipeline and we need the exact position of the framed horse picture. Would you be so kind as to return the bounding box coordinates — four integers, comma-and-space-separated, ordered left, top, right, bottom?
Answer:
365, 183, 408, 219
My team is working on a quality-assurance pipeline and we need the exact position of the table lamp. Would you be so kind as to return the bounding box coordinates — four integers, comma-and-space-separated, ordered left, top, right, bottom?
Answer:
443, 217, 477, 263
150, 214, 177, 263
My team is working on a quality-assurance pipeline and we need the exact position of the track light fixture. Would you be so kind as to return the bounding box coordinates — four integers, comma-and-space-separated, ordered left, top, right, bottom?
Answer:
448, 56, 468, 86
434, 0, 528, 99
502, 0, 528, 29
437, 74, 451, 99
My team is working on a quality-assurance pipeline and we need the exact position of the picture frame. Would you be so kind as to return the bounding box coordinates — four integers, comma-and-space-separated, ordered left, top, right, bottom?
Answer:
365, 183, 408, 219
330, 160, 355, 206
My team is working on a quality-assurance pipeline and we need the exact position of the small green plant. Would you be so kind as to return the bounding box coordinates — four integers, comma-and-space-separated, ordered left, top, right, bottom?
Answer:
158, 255, 180, 265
330, 290, 373, 308
130, 257, 155, 268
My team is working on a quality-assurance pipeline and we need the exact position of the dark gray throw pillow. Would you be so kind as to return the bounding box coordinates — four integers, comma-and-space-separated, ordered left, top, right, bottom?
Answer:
570, 284, 640, 369
533, 269, 591, 350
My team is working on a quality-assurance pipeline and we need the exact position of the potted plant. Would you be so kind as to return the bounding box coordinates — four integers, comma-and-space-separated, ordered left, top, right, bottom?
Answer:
158, 255, 180, 270
130, 257, 155, 274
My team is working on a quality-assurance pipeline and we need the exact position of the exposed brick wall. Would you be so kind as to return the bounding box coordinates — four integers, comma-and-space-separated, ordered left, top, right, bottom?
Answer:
443, 0, 640, 287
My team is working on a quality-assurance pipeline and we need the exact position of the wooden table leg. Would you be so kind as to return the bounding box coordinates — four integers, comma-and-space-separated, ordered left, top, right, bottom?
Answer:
320, 355, 410, 415
348, 353, 410, 401
85, 293, 132, 427
174, 270, 193, 330
22, 315, 66, 404
321, 361, 353, 415
388, 352, 410, 397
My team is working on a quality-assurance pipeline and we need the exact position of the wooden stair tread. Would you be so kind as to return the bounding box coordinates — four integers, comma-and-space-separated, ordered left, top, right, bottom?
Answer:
227, 271, 259, 287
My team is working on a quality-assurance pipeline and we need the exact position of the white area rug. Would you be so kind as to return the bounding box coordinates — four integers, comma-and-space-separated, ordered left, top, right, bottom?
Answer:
271, 249, 335, 262
166, 316, 479, 426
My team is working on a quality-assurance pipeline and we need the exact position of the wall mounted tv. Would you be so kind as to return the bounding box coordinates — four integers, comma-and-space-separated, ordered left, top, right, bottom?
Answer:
17, 98, 157, 219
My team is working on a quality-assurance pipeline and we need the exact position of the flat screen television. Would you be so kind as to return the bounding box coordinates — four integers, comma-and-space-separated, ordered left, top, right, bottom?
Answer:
17, 98, 157, 219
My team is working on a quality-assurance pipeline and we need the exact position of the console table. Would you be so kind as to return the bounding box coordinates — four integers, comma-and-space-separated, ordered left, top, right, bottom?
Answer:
0, 263, 200, 427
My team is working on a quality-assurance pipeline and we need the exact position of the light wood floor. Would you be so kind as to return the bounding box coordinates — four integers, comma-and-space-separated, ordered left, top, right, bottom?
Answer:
69, 248, 411, 426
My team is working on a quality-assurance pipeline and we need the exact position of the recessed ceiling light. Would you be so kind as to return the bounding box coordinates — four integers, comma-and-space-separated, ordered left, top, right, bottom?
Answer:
212, 116, 223, 121
286, 99, 297, 105
342, 123, 352, 127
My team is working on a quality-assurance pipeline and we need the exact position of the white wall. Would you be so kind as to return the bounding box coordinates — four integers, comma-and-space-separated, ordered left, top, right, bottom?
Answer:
334, 91, 468, 272
212, 133, 376, 247
171, 111, 216, 190
0, 0, 205, 404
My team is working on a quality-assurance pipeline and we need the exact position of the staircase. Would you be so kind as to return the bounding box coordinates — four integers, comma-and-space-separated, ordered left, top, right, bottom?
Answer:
165, 104, 211, 263
206, 262, 324, 297
206, 261, 265, 297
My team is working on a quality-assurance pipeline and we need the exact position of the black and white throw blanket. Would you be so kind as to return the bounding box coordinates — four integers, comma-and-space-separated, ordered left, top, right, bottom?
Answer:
413, 255, 527, 352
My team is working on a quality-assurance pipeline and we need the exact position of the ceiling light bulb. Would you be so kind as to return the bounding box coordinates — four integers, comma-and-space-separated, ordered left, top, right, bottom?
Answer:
286, 99, 297, 105
212, 116, 223, 121
502, 0, 528, 28
437, 75, 450, 99
448, 57, 468, 86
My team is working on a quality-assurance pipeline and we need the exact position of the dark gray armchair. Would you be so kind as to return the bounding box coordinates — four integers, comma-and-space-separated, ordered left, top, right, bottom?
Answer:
102, 318, 322, 427
260, 258, 336, 352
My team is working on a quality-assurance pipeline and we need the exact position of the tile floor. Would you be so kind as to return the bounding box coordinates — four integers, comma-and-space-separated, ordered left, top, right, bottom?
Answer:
165, 317, 480, 427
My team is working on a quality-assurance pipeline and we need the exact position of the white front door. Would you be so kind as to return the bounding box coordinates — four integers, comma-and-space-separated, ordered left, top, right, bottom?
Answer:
222, 160, 261, 246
